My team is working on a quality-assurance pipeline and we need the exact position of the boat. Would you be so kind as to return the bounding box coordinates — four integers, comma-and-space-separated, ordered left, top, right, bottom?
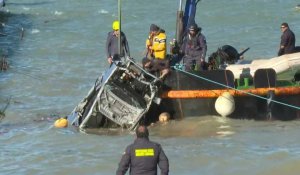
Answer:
226, 53, 300, 79
161, 49, 300, 120
69, 0, 300, 131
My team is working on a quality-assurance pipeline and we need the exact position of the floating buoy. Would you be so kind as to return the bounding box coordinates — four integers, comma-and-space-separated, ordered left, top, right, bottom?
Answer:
215, 92, 235, 117
54, 117, 68, 128
159, 112, 170, 123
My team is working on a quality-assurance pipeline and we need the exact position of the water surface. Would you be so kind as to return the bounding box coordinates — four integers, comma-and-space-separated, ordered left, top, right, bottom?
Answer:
1, 0, 300, 174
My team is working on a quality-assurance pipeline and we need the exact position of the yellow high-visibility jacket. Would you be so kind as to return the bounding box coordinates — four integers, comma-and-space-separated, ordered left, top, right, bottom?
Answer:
146, 31, 167, 59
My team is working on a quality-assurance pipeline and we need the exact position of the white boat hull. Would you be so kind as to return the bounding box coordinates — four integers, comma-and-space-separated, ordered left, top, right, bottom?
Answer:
226, 52, 300, 79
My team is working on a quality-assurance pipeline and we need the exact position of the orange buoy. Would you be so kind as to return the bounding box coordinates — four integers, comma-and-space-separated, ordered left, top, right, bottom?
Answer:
54, 117, 68, 128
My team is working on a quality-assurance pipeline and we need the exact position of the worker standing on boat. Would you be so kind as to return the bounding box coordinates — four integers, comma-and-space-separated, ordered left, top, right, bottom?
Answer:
142, 24, 169, 79
181, 23, 207, 71
145, 24, 167, 59
116, 125, 169, 175
278, 22, 295, 56
106, 20, 130, 64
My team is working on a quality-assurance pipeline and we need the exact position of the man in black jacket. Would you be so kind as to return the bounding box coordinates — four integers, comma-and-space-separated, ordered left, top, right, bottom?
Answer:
106, 20, 130, 64
181, 23, 207, 71
116, 125, 169, 175
278, 22, 295, 56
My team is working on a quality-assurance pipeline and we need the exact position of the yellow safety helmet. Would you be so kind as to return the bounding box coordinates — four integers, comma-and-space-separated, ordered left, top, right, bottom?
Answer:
112, 20, 120, 30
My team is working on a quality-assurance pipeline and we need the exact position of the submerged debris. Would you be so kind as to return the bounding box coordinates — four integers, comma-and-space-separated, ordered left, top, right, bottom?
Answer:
70, 58, 162, 131
0, 55, 8, 71
0, 97, 11, 122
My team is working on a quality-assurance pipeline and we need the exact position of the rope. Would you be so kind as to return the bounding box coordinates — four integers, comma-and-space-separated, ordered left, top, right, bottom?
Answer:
172, 65, 300, 110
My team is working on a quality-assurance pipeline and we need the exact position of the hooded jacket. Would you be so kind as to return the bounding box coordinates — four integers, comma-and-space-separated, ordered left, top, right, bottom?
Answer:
146, 30, 167, 60
181, 30, 207, 62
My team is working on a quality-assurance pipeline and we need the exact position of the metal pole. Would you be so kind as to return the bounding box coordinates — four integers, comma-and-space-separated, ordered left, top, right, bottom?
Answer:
179, 0, 183, 11
118, 0, 122, 56
176, 0, 184, 43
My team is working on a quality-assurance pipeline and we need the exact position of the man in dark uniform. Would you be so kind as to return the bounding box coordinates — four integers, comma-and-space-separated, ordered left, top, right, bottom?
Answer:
278, 22, 296, 56
106, 20, 130, 64
181, 23, 207, 71
116, 125, 169, 175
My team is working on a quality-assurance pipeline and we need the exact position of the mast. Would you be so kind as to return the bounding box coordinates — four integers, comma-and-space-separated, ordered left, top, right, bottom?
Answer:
184, 0, 200, 30
176, 0, 184, 45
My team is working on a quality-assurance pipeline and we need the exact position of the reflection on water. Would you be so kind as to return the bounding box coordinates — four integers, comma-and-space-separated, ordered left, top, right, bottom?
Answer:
82, 116, 235, 138
150, 116, 235, 138
84, 128, 132, 136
